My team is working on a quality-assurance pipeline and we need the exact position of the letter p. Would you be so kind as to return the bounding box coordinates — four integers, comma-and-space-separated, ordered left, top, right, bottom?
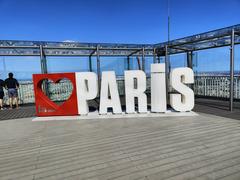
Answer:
76, 72, 98, 115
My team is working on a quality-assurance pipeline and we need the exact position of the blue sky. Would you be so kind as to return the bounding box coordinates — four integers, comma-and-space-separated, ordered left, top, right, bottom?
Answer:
0, 0, 239, 79
0, 0, 239, 43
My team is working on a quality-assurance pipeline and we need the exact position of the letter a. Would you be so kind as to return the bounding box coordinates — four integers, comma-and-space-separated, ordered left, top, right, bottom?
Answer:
99, 71, 122, 114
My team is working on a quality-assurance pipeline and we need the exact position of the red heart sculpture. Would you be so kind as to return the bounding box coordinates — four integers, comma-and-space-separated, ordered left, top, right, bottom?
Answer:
33, 73, 78, 116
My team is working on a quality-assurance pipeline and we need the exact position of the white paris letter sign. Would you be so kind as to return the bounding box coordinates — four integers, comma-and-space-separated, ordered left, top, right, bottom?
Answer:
33, 63, 195, 117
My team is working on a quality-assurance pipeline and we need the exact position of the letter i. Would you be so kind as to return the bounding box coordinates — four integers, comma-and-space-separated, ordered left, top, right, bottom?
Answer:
151, 64, 167, 112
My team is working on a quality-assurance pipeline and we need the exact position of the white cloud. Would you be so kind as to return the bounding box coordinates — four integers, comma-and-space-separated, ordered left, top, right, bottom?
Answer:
62, 40, 76, 43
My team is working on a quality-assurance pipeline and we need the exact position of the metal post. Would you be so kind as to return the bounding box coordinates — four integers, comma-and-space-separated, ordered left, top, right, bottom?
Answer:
229, 29, 235, 111
40, 45, 47, 74
167, 0, 171, 74
153, 48, 157, 63
137, 56, 141, 70
187, 51, 193, 69
127, 56, 130, 70
187, 51, 194, 89
89, 55, 92, 72
167, 0, 170, 43
157, 55, 160, 63
39, 45, 48, 96
168, 56, 171, 74
3, 57, 6, 77
142, 47, 145, 72
165, 45, 169, 103
96, 45, 101, 95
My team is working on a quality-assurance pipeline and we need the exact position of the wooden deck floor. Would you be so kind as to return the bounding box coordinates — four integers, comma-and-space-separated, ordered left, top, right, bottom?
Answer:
0, 113, 240, 180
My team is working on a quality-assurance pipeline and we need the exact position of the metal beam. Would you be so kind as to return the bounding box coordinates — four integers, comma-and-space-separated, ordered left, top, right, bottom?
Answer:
155, 24, 240, 49
0, 40, 154, 50
0, 45, 154, 52
0, 24, 240, 57
127, 49, 142, 57
0, 40, 155, 57
170, 46, 192, 52
0, 53, 155, 57
157, 35, 240, 55
229, 29, 235, 111
0, 25, 239, 60
235, 31, 240, 36
89, 49, 97, 56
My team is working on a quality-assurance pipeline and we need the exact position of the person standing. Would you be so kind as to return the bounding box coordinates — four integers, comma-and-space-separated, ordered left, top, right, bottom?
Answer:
5, 73, 19, 109
0, 77, 4, 110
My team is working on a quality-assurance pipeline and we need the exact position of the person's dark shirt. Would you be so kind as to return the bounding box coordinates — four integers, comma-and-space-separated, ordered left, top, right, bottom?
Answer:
0, 79, 4, 92
5, 78, 19, 89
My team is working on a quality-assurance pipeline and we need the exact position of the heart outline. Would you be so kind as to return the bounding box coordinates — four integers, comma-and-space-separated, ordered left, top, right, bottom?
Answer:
33, 73, 78, 116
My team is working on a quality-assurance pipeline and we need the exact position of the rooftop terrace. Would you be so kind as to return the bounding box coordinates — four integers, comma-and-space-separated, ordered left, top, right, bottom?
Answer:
0, 25, 240, 179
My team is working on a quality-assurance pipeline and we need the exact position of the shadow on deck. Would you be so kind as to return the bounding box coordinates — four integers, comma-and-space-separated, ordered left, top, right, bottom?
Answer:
1, 98, 240, 121
194, 97, 240, 120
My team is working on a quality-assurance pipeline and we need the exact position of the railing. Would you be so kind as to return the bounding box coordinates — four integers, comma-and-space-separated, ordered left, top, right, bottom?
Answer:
2, 79, 129, 105
3, 82, 35, 105
2, 80, 74, 105
2, 75, 239, 105
194, 75, 240, 99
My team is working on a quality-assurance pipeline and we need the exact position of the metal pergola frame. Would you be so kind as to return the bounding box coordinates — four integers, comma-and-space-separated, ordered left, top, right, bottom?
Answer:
0, 24, 239, 111
155, 24, 240, 111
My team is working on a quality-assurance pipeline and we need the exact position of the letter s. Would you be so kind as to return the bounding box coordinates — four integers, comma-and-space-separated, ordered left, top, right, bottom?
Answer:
170, 67, 194, 112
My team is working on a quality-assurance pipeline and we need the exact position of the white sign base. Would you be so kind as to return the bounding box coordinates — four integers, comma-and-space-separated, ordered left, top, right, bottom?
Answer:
32, 110, 198, 121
